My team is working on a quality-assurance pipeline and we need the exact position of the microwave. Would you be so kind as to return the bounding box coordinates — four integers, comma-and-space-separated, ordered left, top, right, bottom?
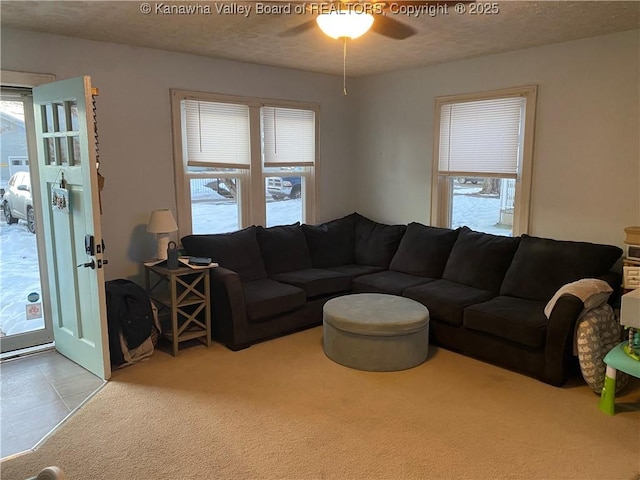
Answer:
627, 244, 640, 262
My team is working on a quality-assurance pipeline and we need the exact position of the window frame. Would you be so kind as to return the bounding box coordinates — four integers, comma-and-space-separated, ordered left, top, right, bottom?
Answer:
430, 85, 537, 236
170, 90, 319, 238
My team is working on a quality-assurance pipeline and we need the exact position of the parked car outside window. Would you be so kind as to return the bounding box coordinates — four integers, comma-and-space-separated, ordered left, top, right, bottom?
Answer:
456, 177, 482, 184
267, 176, 302, 200
2, 171, 35, 234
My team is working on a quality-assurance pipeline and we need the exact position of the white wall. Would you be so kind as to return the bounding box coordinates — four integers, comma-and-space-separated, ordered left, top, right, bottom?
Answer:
352, 30, 640, 248
1, 27, 357, 280
3, 27, 638, 285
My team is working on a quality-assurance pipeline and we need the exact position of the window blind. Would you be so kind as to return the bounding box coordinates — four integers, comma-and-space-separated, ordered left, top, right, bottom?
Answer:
262, 106, 315, 168
438, 97, 524, 177
182, 100, 250, 168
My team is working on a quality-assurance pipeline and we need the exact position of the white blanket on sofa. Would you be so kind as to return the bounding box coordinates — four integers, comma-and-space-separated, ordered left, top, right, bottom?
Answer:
544, 278, 613, 319
543, 278, 626, 392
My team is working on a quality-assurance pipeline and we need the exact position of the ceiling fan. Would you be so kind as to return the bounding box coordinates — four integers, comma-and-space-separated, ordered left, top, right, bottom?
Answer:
280, 1, 471, 40
278, 1, 472, 95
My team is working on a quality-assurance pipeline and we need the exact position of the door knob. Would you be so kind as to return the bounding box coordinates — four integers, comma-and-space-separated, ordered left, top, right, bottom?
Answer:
77, 260, 96, 269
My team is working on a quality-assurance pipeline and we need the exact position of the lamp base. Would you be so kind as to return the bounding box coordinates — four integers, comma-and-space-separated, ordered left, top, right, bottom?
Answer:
156, 234, 170, 260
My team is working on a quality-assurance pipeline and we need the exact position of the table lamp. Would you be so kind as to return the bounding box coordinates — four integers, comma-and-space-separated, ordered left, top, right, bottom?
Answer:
147, 209, 178, 260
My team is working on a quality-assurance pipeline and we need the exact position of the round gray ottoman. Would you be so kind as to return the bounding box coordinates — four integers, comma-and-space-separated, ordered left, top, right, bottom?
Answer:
323, 293, 430, 372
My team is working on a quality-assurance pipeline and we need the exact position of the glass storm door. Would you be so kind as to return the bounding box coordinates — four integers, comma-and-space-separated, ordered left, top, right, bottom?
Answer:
0, 88, 53, 352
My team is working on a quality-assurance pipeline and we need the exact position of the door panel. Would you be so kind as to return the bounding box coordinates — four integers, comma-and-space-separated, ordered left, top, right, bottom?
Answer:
32, 76, 110, 380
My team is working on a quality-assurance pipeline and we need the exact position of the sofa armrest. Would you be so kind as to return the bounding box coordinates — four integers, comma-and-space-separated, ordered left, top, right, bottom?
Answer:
598, 270, 621, 288
542, 273, 621, 386
598, 270, 622, 307
209, 267, 250, 350
543, 293, 584, 386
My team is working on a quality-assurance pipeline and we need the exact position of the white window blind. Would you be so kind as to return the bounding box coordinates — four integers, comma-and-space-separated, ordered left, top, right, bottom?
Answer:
438, 97, 524, 177
182, 100, 250, 168
262, 106, 315, 168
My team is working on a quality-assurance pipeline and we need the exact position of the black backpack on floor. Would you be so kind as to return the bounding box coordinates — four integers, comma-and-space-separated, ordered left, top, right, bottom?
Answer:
105, 279, 154, 367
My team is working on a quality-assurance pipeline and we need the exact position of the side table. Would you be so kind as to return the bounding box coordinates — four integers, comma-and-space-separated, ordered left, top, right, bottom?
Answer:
598, 341, 640, 415
144, 263, 212, 356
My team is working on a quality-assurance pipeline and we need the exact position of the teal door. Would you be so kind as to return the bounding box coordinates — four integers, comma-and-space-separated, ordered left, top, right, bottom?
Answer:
32, 76, 110, 380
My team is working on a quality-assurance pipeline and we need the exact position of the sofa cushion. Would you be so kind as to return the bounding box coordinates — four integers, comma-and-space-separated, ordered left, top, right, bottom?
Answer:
463, 296, 548, 349
271, 268, 351, 298
325, 264, 386, 280
302, 214, 356, 267
181, 226, 267, 282
353, 270, 436, 295
403, 279, 496, 326
354, 214, 407, 267
256, 223, 312, 275
389, 223, 460, 277
500, 235, 623, 302
443, 227, 520, 292
243, 278, 306, 322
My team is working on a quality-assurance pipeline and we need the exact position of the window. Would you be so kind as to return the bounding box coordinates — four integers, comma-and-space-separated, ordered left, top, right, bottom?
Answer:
431, 86, 537, 236
262, 106, 315, 227
171, 91, 318, 235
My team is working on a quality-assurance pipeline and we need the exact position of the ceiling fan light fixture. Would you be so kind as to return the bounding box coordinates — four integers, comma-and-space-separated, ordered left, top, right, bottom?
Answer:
316, 10, 375, 40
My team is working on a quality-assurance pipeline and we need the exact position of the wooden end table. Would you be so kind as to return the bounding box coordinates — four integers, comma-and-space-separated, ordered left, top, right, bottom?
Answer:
144, 263, 212, 356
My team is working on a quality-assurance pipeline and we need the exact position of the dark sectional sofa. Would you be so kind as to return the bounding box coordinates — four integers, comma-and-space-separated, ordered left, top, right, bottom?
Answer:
181, 213, 622, 386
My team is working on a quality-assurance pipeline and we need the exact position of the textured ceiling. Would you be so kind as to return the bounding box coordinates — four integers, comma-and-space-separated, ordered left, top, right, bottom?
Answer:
1, 1, 639, 76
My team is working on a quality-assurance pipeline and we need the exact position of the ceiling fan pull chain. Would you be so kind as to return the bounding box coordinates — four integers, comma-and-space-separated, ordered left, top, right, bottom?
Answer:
343, 37, 348, 96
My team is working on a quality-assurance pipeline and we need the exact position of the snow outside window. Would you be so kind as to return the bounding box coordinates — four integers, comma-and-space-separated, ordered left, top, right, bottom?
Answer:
431, 86, 537, 236
261, 106, 316, 227
171, 91, 317, 236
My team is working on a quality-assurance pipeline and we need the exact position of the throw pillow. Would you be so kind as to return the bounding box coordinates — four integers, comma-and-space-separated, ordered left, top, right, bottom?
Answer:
181, 226, 267, 281
442, 227, 521, 292
500, 235, 623, 301
256, 223, 312, 275
389, 222, 460, 277
302, 214, 356, 267
354, 214, 407, 267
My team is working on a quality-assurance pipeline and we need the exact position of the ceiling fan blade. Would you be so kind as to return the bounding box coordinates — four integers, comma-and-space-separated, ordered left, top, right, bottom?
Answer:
279, 19, 317, 37
370, 15, 417, 40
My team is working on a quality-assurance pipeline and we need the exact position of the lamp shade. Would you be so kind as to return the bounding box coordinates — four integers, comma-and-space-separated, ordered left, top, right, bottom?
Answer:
316, 10, 374, 39
147, 209, 178, 233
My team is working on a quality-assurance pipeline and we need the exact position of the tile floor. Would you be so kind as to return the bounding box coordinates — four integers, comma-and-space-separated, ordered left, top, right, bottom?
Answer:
0, 349, 105, 459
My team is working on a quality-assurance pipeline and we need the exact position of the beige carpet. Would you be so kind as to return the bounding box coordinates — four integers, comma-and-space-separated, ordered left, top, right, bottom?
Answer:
2, 326, 639, 480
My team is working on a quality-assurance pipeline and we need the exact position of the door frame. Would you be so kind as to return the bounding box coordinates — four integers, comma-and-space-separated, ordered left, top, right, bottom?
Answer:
1, 70, 55, 353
